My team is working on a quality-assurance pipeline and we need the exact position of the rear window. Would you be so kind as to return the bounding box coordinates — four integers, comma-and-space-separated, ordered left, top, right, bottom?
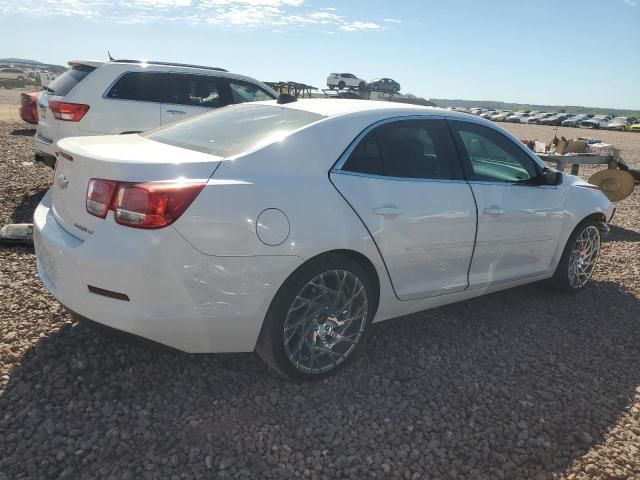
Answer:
46, 66, 94, 96
143, 104, 325, 157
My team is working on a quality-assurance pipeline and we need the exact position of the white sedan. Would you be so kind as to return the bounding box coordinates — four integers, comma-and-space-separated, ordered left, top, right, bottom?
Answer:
34, 100, 614, 381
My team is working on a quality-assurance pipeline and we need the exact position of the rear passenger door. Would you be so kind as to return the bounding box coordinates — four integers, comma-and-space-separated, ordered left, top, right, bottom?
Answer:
160, 74, 231, 124
330, 117, 477, 300
86, 71, 163, 134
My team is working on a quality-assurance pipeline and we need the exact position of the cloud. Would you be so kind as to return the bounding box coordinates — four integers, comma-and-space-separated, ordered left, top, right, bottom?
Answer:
340, 21, 384, 32
383, 18, 403, 23
1, 0, 390, 31
618, 0, 638, 5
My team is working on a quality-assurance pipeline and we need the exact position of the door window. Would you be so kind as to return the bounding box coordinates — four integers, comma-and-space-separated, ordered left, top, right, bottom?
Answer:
228, 80, 275, 103
341, 119, 462, 180
450, 121, 540, 183
162, 75, 229, 108
106, 72, 164, 102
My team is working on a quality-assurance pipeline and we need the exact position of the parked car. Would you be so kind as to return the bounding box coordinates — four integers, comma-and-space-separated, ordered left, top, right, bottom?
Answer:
506, 112, 531, 123
490, 111, 512, 122
19, 92, 39, 125
480, 110, 496, 119
33, 99, 614, 381
0, 67, 27, 81
34, 59, 277, 167
630, 122, 640, 133
561, 114, 592, 127
605, 116, 638, 131
540, 113, 571, 126
580, 115, 612, 129
526, 112, 554, 124
326, 73, 366, 90
367, 78, 400, 94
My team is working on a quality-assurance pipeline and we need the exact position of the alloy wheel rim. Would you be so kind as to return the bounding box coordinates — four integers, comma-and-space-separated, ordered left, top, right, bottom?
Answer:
568, 225, 600, 289
283, 270, 368, 374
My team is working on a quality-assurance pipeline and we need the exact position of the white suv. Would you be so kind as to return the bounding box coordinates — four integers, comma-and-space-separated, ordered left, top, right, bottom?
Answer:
35, 59, 277, 167
326, 73, 367, 90
0, 67, 27, 81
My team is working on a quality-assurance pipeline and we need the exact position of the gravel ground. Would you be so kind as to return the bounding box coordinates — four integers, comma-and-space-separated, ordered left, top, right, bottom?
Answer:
1, 101, 640, 479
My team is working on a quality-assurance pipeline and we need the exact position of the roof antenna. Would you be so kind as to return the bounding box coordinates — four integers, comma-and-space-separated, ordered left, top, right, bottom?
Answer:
108, 51, 114, 61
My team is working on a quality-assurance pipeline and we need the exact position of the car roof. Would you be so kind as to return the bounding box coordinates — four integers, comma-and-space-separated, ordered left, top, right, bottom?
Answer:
68, 59, 227, 72
276, 99, 446, 117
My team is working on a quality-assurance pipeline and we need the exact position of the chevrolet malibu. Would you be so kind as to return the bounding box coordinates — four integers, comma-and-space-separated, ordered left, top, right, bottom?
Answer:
34, 100, 614, 381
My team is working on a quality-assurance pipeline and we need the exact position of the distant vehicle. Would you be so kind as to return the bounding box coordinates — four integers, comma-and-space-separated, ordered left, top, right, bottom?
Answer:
605, 116, 638, 131
580, 115, 612, 129
526, 112, 554, 124
34, 58, 277, 167
367, 78, 400, 94
480, 110, 496, 119
540, 113, 571, 126
19, 92, 39, 125
562, 114, 592, 127
0, 67, 27, 81
39, 71, 56, 88
490, 111, 512, 122
630, 122, 640, 133
326, 73, 366, 90
506, 112, 531, 123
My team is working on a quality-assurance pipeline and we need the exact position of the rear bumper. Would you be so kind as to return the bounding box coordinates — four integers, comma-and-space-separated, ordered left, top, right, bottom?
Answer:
33, 190, 303, 353
34, 131, 56, 158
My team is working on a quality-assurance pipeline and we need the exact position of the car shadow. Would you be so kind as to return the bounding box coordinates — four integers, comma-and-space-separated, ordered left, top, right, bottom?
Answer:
10, 128, 36, 137
10, 187, 48, 224
607, 224, 640, 242
1, 280, 639, 478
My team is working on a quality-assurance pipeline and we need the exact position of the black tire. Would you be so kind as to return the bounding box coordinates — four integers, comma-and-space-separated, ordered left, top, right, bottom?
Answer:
338, 81, 345, 90
550, 218, 602, 293
255, 253, 377, 382
328, 85, 335, 90
358, 81, 366, 90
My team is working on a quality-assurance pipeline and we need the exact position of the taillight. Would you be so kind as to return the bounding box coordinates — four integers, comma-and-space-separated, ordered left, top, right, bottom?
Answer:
86, 179, 118, 218
49, 100, 90, 122
85, 179, 205, 229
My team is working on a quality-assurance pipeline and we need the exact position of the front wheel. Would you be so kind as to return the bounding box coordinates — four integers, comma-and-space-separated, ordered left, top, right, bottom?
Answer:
337, 81, 345, 90
551, 220, 601, 292
358, 81, 366, 90
256, 254, 376, 381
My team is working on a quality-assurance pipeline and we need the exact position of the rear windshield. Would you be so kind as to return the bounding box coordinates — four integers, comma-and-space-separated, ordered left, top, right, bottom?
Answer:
144, 104, 325, 157
45, 66, 94, 96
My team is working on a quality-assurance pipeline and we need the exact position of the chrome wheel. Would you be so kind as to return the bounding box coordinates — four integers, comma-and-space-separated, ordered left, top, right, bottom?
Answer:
283, 269, 368, 374
568, 225, 600, 289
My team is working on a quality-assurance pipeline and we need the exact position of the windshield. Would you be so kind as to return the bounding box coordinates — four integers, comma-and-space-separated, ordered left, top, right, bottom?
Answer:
144, 104, 325, 157
45, 66, 94, 96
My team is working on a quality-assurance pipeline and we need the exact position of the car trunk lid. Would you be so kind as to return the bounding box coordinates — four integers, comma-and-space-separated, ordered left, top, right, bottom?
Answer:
51, 134, 222, 240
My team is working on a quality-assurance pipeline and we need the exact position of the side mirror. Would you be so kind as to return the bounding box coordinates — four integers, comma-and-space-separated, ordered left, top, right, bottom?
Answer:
541, 168, 563, 186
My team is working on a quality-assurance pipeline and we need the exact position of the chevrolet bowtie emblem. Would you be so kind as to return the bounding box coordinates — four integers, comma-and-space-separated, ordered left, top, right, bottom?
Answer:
57, 173, 69, 190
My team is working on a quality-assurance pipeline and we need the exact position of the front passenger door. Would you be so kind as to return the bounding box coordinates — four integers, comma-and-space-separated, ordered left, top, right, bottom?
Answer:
331, 117, 477, 300
448, 120, 566, 288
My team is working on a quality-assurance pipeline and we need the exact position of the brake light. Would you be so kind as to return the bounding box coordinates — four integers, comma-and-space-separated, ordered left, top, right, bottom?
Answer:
85, 179, 206, 229
49, 100, 90, 122
86, 179, 118, 218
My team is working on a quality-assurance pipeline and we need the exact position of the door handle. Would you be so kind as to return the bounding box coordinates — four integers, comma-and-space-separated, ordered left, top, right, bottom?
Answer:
166, 109, 186, 115
484, 207, 504, 216
373, 207, 403, 217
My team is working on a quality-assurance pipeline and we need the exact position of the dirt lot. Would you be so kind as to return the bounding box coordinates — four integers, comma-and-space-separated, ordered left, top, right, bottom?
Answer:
1, 94, 640, 479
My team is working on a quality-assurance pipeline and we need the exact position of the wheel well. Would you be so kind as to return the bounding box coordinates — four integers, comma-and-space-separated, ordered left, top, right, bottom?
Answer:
581, 212, 607, 225
309, 249, 381, 314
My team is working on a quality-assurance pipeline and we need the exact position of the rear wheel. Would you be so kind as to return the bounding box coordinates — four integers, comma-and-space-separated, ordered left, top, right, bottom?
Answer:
256, 254, 376, 381
551, 219, 601, 292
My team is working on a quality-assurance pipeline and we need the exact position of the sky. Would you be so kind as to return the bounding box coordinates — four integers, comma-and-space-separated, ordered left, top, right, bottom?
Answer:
1, 0, 639, 110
